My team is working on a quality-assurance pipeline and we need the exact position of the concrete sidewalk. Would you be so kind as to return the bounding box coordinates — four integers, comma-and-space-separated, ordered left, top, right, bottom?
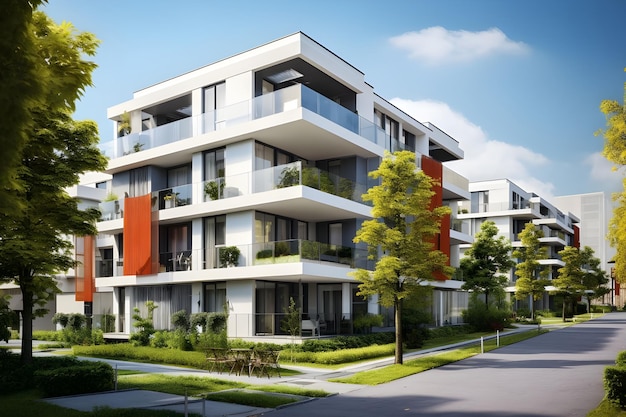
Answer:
28, 325, 543, 416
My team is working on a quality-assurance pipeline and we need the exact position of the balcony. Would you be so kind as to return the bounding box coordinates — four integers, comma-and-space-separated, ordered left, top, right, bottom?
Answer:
94, 240, 366, 278
101, 84, 396, 159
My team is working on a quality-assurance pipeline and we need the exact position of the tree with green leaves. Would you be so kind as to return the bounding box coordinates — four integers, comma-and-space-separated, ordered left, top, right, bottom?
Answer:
0, 10, 106, 363
597, 71, 626, 286
0, 1, 45, 215
554, 245, 610, 320
513, 222, 549, 320
553, 246, 587, 321
352, 150, 453, 364
460, 221, 514, 309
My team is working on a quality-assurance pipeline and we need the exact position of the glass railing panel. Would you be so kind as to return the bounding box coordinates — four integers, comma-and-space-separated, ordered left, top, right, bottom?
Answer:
154, 183, 193, 210
96, 259, 114, 277
202, 177, 227, 202
157, 250, 193, 272
99, 199, 124, 221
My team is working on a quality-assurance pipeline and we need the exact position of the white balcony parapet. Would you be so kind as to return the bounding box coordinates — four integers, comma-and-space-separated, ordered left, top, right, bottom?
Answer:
101, 84, 412, 159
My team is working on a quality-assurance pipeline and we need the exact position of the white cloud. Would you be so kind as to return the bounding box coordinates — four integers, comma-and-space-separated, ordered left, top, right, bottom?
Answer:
389, 27, 530, 65
390, 98, 556, 199
585, 152, 625, 193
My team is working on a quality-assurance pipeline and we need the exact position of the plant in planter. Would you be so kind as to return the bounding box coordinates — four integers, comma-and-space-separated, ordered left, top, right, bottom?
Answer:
219, 246, 240, 267
277, 166, 300, 188
164, 192, 178, 208
133, 142, 144, 153
204, 180, 225, 201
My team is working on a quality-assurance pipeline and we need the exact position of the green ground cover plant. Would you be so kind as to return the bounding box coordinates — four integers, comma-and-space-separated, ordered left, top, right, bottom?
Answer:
118, 374, 329, 409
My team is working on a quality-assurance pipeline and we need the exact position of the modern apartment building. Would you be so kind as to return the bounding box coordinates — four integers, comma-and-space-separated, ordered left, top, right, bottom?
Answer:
83, 32, 471, 340
458, 179, 580, 311
554, 192, 621, 307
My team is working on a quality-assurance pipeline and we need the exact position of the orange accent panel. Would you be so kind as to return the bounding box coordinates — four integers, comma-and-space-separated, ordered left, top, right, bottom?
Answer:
421, 155, 450, 281
616, 282, 620, 297
75, 235, 94, 302
123, 194, 154, 275
573, 225, 580, 248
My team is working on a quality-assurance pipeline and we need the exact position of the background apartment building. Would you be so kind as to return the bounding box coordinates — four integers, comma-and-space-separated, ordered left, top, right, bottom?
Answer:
458, 179, 580, 312
56, 32, 473, 339
554, 192, 621, 307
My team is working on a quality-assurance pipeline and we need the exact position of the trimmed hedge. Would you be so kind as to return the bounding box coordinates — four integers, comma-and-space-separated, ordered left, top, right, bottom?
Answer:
73, 343, 210, 369
287, 343, 396, 365
616, 351, 626, 367
34, 361, 114, 397
605, 365, 626, 408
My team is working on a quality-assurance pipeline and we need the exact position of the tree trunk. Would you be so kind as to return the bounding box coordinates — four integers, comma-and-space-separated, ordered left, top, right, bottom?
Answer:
395, 298, 403, 365
20, 286, 33, 364
485, 290, 490, 310
562, 296, 566, 322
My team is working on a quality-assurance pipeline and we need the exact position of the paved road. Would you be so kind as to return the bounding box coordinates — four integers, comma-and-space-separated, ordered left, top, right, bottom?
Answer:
262, 313, 626, 417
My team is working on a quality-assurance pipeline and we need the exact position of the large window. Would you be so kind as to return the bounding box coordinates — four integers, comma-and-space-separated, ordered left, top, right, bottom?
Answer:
203, 82, 225, 112
255, 142, 297, 170
204, 282, 226, 313
256, 212, 307, 242
204, 215, 225, 269
204, 148, 225, 180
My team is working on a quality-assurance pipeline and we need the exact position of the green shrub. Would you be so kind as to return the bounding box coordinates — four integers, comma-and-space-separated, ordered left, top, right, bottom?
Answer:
535, 310, 556, 318
605, 366, 626, 408
289, 344, 395, 365
33, 330, 61, 341
34, 361, 114, 397
353, 314, 383, 334
0, 353, 83, 393
73, 344, 209, 369
616, 351, 626, 367
463, 301, 511, 331
256, 249, 273, 259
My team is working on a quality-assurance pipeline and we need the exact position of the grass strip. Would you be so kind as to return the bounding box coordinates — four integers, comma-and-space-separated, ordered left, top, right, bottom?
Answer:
205, 390, 299, 408
330, 329, 549, 385
587, 398, 626, 417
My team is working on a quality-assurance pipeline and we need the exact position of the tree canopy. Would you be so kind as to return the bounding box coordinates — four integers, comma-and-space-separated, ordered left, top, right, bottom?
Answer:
352, 150, 452, 364
460, 221, 514, 309
0, 0, 46, 214
0, 9, 106, 363
553, 246, 609, 320
513, 222, 549, 319
597, 70, 626, 285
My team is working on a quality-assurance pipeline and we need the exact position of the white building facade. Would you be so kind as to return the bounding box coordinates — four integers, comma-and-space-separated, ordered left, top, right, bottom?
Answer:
86, 32, 471, 339
554, 192, 621, 307
458, 179, 580, 312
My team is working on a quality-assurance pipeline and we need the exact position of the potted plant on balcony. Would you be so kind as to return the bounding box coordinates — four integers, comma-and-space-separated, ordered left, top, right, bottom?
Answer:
204, 180, 225, 201
219, 246, 240, 268
164, 192, 177, 208
277, 166, 300, 188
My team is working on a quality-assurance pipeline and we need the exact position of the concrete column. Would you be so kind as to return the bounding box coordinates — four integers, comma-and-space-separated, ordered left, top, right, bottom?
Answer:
342, 282, 351, 319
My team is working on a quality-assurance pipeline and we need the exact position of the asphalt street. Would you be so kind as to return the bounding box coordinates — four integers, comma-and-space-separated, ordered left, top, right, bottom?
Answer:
262, 312, 626, 417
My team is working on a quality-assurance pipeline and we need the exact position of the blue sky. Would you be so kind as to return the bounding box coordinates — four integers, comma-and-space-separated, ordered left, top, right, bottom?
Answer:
42, 0, 626, 199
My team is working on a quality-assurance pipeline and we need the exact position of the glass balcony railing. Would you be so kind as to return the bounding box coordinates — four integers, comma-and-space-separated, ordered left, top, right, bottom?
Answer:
98, 162, 366, 220
94, 241, 367, 277
100, 84, 402, 158
99, 199, 124, 221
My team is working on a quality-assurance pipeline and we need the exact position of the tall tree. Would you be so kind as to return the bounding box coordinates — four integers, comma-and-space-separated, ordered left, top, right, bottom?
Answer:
460, 221, 514, 309
0, 10, 106, 363
352, 150, 453, 364
553, 246, 586, 321
597, 71, 626, 285
554, 246, 610, 320
579, 246, 610, 310
513, 222, 549, 320
0, 0, 45, 215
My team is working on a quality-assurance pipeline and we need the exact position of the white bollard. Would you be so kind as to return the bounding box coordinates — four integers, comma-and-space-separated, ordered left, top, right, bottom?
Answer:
481, 336, 484, 354
497, 330, 500, 347
114, 365, 118, 391
184, 390, 188, 417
